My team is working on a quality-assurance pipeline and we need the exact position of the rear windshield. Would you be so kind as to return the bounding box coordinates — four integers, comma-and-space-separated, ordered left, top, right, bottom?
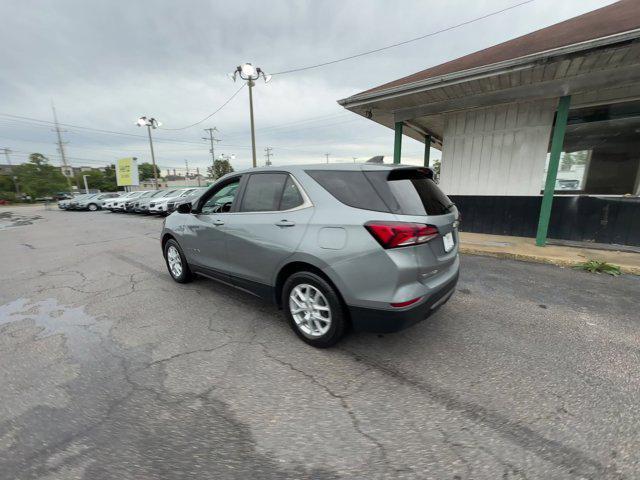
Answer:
307, 168, 452, 216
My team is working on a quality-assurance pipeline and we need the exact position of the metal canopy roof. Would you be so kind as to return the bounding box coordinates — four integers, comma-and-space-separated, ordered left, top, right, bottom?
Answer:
338, 0, 640, 147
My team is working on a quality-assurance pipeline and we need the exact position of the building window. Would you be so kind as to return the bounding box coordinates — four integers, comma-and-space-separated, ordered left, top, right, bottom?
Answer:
541, 100, 640, 195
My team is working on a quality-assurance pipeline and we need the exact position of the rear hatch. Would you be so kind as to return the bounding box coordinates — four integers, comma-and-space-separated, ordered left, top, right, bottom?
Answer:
363, 167, 459, 281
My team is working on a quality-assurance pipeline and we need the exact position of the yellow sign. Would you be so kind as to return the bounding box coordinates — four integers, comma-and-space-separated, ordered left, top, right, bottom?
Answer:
116, 157, 139, 186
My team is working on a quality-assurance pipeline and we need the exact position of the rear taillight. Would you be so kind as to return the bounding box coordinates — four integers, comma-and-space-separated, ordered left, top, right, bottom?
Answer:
365, 221, 439, 249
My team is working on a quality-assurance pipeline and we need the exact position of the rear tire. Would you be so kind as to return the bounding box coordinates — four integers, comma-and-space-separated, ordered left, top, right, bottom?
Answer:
164, 239, 193, 283
282, 271, 346, 348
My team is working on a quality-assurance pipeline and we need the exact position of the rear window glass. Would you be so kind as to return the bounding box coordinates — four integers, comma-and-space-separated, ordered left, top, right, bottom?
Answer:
365, 169, 453, 216
307, 168, 452, 216
306, 170, 389, 212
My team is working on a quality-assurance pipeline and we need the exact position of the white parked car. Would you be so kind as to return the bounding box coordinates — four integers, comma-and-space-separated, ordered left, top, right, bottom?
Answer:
105, 191, 146, 212
148, 189, 191, 214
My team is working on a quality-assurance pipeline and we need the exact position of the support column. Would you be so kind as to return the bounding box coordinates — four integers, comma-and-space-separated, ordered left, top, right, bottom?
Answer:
393, 121, 403, 164
536, 95, 571, 247
424, 135, 431, 167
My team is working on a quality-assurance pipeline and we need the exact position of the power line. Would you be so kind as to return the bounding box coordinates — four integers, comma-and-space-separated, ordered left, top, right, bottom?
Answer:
271, 0, 536, 75
159, 84, 245, 131
0, 113, 206, 146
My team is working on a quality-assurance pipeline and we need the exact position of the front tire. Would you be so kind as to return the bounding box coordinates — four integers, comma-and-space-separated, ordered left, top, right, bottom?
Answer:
164, 239, 193, 283
282, 271, 346, 348
88, 203, 98, 211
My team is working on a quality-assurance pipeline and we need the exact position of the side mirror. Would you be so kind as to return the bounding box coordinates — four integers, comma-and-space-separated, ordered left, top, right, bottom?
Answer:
177, 202, 192, 214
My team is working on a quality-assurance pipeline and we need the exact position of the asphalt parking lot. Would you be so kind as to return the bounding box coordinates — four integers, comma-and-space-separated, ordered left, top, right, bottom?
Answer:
1, 205, 639, 479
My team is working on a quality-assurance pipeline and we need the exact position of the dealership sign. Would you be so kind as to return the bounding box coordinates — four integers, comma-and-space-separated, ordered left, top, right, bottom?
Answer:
116, 157, 140, 186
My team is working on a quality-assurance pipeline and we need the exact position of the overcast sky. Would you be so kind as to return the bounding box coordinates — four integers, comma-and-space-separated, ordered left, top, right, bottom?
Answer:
0, 0, 615, 174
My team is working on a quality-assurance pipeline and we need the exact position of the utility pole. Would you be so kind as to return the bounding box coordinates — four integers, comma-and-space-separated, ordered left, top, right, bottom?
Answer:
2, 147, 19, 194
83, 174, 90, 194
2, 147, 12, 166
196, 167, 201, 186
185, 159, 189, 186
324, 153, 330, 163
264, 147, 273, 166
51, 103, 72, 188
202, 127, 220, 177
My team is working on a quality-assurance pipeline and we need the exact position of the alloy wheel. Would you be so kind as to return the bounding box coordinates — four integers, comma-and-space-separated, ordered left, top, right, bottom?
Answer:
166, 245, 183, 278
289, 283, 332, 338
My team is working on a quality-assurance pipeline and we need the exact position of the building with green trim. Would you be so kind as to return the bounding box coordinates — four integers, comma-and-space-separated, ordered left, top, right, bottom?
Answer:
339, 0, 640, 247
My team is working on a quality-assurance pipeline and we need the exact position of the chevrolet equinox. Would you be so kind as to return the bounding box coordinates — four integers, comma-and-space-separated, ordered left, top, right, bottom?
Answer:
161, 164, 459, 347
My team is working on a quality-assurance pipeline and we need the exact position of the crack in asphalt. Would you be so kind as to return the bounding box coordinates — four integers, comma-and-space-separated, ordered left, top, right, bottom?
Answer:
337, 349, 611, 479
258, 346, 396, 479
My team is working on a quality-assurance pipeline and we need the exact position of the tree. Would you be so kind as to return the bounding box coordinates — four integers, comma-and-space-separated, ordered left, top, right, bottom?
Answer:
13, 153, 69, 198
431, 158, 441, 176
102, 164, 118, 191
0, 174, 15, 192
560, 151, 588, 171
207, 159, 234, 180
138, 162, 161, 180
72, 168, 117, 192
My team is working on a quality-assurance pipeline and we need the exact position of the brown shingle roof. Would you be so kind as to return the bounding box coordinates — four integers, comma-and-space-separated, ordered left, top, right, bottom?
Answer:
362, 0, 640, 95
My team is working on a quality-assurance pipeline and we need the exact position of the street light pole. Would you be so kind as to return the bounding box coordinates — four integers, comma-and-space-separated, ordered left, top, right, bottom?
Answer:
137, 116, 161, 189
230, 63, 271, 169
146, 125, 159, 189
247, 80, 257, 167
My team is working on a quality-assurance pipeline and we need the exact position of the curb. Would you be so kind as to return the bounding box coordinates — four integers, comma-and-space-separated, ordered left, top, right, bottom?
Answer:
459, 246, 640, 276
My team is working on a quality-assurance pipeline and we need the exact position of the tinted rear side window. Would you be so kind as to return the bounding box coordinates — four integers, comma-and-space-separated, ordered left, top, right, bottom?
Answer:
241, 173, 288, 212
306, 170, 389, 212
365, 169, 453, 216
279, 176, 304, 210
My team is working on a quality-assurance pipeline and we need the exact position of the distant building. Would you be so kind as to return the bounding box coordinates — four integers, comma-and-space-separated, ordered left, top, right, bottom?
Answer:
137, 178, 168, 190
166, 174, 208, 187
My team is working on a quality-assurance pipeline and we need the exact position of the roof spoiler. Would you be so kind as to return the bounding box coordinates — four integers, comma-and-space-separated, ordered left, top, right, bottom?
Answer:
366, 155, 384, 164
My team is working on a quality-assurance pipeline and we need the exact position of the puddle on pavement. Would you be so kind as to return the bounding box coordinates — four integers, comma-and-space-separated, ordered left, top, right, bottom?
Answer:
0, 211, 43, 230
0, 297, 110, 364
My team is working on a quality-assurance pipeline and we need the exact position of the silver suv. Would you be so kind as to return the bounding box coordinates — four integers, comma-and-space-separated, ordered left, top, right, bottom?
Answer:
161, 164, 459, 347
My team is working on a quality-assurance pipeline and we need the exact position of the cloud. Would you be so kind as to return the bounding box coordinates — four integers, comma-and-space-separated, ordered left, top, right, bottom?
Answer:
0, 0, 616, 172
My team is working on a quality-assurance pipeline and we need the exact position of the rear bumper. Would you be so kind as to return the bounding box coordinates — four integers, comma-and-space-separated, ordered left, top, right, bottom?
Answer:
347, 271, 458, 333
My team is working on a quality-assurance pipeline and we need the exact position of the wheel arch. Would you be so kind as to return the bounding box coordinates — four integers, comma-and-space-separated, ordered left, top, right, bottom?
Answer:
274, 260, 348, 316
161, 232, 176, 252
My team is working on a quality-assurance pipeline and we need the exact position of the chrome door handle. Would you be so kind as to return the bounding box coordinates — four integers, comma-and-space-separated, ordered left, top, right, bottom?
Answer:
275, 220, 295, 227
212, 219, 225, 226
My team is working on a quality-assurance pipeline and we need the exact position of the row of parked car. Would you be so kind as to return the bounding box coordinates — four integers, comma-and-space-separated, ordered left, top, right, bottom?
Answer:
57, 187, 207, 215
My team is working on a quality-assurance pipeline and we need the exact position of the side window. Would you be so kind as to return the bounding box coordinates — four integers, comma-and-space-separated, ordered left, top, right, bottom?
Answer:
240, 173, 288, 212
279, 176, 304, 210
306, 170, 389, 212
200, 179, 241, 214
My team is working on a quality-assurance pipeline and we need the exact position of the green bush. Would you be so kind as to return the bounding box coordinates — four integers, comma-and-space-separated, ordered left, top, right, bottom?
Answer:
0, 191, 16, 202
